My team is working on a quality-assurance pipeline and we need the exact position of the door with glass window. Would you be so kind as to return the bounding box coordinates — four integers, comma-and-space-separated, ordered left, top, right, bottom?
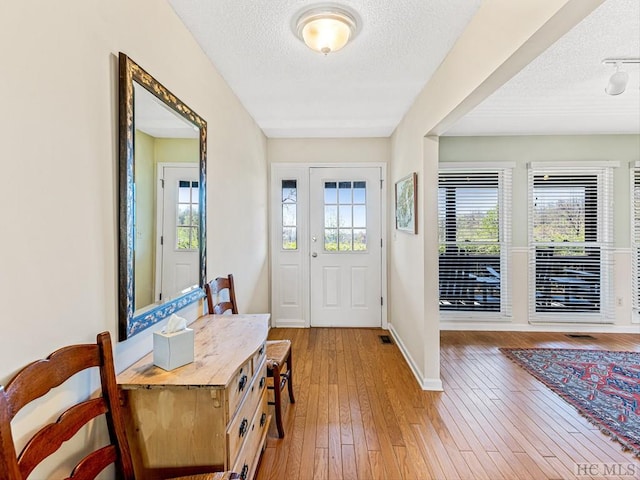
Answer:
157, 165, 200, 302
309, 167, 382, 327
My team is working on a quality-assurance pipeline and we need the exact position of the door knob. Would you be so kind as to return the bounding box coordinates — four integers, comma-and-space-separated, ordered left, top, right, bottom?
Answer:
312, 236, 317, 242
312, 252, 318, 258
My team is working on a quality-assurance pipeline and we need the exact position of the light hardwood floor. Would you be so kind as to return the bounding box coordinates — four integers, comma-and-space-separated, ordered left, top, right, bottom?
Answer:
256, 328, 639, 480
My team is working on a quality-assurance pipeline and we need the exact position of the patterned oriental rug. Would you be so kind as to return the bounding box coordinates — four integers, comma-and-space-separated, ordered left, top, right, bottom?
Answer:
500, 348, 640, 457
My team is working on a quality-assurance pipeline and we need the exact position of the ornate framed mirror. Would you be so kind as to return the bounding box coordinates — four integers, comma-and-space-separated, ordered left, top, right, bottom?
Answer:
118, 53, 207, 340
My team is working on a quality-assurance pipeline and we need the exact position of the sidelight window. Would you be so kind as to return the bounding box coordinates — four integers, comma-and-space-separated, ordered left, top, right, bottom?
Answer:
282, 180, 298, 250
176, 180, 199, 250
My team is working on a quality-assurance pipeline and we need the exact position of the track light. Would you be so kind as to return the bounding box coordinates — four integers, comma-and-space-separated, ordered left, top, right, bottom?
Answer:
602, 58, 640, 96
605, 63, 628, 95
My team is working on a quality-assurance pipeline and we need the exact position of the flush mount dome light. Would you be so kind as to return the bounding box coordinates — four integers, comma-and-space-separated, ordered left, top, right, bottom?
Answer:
295, 5, 358, 55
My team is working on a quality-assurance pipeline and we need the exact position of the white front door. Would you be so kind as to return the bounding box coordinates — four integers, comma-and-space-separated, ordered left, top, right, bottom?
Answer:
309, 167, 382, 327
156, 165, 200, 301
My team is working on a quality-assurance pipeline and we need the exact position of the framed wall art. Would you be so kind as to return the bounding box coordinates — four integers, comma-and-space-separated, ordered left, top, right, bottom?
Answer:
395, 172, 417, 234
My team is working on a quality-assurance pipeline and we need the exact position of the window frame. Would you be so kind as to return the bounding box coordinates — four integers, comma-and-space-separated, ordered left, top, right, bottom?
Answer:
527, 162, 615, 324
322, 180, 368, 253
438, 164, 513, 320
281, 179, 298, 251
632, 162, 640, 323
175, 179, 200, 251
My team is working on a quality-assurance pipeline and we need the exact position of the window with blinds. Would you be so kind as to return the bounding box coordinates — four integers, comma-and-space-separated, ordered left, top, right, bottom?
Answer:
438, 169, 511, 315
528, 167, 613, 322
633, 166, 640, 316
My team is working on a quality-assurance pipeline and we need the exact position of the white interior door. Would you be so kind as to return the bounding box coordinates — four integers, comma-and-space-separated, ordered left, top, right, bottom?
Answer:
310, 167, 382, 327
156, 165, 200, 301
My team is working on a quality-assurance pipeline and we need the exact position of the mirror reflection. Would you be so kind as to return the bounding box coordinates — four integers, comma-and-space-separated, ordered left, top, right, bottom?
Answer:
118, 53, 207, 340
133, 84, 200, 313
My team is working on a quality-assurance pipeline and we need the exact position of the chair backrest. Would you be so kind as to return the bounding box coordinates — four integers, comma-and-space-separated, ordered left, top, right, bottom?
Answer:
204, 274, 238, 315
0, 332, 135, 480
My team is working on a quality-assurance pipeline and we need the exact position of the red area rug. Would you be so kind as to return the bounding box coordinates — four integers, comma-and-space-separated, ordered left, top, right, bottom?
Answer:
500, 348, 640, 457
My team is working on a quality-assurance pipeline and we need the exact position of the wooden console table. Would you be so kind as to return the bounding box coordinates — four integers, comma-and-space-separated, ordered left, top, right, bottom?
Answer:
117, 314, 271, 480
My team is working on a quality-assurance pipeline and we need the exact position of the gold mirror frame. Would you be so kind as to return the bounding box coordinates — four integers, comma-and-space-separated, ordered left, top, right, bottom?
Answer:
118, 53, 207, 340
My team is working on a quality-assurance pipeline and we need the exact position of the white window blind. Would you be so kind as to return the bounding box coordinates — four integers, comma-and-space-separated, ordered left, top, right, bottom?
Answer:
528, 166, 613, 323
633, 166, 640, 316
438, 169, 512, 316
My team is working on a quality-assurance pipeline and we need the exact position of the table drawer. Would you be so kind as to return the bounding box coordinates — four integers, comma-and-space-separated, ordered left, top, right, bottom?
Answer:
227, 358, 252, 419
231, 389, 269, 480
252, 342, 266, 376
227, 359, 267, 464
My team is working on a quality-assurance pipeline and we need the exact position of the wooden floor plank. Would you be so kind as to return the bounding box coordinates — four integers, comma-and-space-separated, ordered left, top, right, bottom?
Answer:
313, 448, 328, 480
335, 334, 354, 445
486, 450, 530, 480
316, 376, 329, 448
364, 385, 403, 479
299, 383, 320, 480
346, 384, 374, 480
340, 445, 358, 480
384, 381, 432, 478
394, 445, 423, 480
418, 408, 474, 480
463, 386, 526, 454
411, 423, 455, 480
328, 384, 343, 480
352, 360, 379, 451
256, 328, 640, 480
271, 409, 304, 479
367, 450, 386, 480
293, 328, 313, 418
460, 450, 492, 480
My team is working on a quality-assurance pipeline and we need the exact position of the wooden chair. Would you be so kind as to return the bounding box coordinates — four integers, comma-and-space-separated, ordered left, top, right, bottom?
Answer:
0, 332, 237, 480
205, 274, 238, 315
205, 274, 295, 438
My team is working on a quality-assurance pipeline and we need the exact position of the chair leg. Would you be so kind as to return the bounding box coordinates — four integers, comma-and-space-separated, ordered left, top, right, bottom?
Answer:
272, 363, 285, 438
286, 351, 295, 404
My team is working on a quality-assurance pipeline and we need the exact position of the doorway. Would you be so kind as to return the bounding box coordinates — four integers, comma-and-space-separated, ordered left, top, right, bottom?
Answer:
309, 167, 382, 327
270, 164, 386, 328
155, 164, 200, 302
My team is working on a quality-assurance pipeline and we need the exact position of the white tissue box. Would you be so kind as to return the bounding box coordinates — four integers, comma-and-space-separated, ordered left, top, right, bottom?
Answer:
153, 328, 194, 371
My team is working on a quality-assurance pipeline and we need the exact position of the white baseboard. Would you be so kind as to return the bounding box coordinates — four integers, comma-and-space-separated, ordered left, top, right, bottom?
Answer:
441, 321, 640, 334
388, 324, 443, 392
422, 378, 444, 391
272, 319, 306, 328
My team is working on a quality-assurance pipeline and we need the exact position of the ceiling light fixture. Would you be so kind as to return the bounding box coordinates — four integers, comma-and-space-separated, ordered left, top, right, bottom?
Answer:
295, 5, 358, 55
602, 58, 640, 96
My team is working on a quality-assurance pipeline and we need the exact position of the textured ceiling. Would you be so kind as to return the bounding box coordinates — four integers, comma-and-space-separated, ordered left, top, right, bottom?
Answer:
168, 0, 640, 138
167, 0, 481, 137
135, 84, 198, 138
446, 0, 640, 136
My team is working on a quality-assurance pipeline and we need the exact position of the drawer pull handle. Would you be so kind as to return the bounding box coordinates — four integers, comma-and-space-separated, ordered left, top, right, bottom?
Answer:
240, 464, 249, 480
259, 376, 266, 389
238, 374, 248, 392
239, 418, 249, 437
260, 412, 267, 427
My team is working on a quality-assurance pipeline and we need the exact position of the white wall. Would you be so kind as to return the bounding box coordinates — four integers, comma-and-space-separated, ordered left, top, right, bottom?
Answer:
267, 137, 390, 164
0, 0, 267, 474
439, 134, 640, 331
388, 0, 604, 389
